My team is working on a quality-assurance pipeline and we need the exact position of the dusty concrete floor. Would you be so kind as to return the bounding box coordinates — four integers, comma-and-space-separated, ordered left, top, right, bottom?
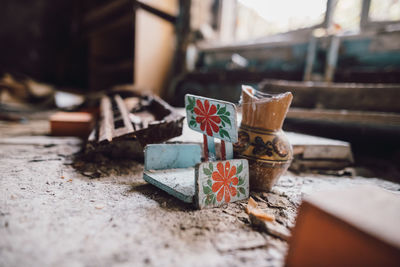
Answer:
1, 118, 400, 267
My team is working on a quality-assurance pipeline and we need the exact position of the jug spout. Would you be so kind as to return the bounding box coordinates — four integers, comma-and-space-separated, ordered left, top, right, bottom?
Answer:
241, 85, 292, 131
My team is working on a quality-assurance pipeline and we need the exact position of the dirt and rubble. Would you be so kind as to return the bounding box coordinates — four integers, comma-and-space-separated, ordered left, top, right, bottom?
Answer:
1, 118, 400, 267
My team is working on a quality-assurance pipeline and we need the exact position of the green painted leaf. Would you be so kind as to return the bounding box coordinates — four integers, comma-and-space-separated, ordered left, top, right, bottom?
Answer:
217, 104, 220, 109
203, 167, 212, 176
207, 179, 212, 187
217, 106, 226, 115
219, 129, 230, 140
220, 115, 231, 126
237, 191, 240, 198
189, 119, 197, 127
239, 187, 246, 195
221, 120, 225, 127
212, 194, 216, 204
209, 162, 213, 171
186, 97, 195, 111
238, 177, 244, 186
203, 186, 212, 194
226, 111, 230, 116
237, 163, 243, 174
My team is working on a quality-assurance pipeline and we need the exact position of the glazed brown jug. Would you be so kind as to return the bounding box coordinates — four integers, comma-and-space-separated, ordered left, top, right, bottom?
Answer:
234, 85, 293, 191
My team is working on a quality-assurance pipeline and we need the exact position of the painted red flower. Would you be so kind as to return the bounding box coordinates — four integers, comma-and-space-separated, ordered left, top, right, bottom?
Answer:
194, 99, 221, 136
211, 161, 238, 202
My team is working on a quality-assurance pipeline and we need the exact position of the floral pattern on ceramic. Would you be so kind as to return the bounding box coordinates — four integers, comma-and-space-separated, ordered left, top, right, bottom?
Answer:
185, 95, 238, 143
235, 125, 291, 163
195, 159, 249, 209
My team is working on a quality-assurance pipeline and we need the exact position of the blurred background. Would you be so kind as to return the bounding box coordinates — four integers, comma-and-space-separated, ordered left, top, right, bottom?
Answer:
1, 0, 400, 172
1, 0, 400, 94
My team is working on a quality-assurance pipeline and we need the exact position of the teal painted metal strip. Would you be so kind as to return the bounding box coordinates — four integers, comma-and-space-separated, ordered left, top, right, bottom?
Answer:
143, 168, 195, 203
225, 142, 233, 160
207, 136, 216, 161
144, 144, 201, 170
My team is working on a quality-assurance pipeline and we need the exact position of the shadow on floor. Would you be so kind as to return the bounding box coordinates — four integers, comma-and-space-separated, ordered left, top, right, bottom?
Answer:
127, 181, 194, 211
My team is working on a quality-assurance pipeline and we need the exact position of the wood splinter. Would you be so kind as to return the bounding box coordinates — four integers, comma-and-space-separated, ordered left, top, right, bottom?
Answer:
246, 197, 291, 241
245, 197, 275, 222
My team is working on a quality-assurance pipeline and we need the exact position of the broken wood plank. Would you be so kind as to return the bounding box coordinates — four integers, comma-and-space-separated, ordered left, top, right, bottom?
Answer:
249, 214, 291, 241
89, 91, 184, 158
287, 108, 400, 126
98, 96, 113, 142
114, 94, 133, 132
259, 79, 400, 113
286, 132, 353, 161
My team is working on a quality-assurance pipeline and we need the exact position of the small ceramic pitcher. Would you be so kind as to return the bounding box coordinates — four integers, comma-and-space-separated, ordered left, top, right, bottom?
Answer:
234, 85, 293, 191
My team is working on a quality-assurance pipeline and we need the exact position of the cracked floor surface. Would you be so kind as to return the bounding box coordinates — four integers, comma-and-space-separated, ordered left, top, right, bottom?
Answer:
1, 118, 399, 267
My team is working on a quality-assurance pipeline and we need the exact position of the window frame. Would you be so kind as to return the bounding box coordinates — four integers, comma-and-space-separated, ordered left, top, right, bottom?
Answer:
360, 0, 400, 31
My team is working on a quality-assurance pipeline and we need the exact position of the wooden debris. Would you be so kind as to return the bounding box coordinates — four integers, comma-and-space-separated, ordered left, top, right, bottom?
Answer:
287, 107, 400, 126
245, 197, 275, 222
86, 92, 184, 158
288, 132, 354, 171
259, 79, 400, 113
98, 94, 134, 143
249, 214, 291, 241
245, 197, 291, 241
